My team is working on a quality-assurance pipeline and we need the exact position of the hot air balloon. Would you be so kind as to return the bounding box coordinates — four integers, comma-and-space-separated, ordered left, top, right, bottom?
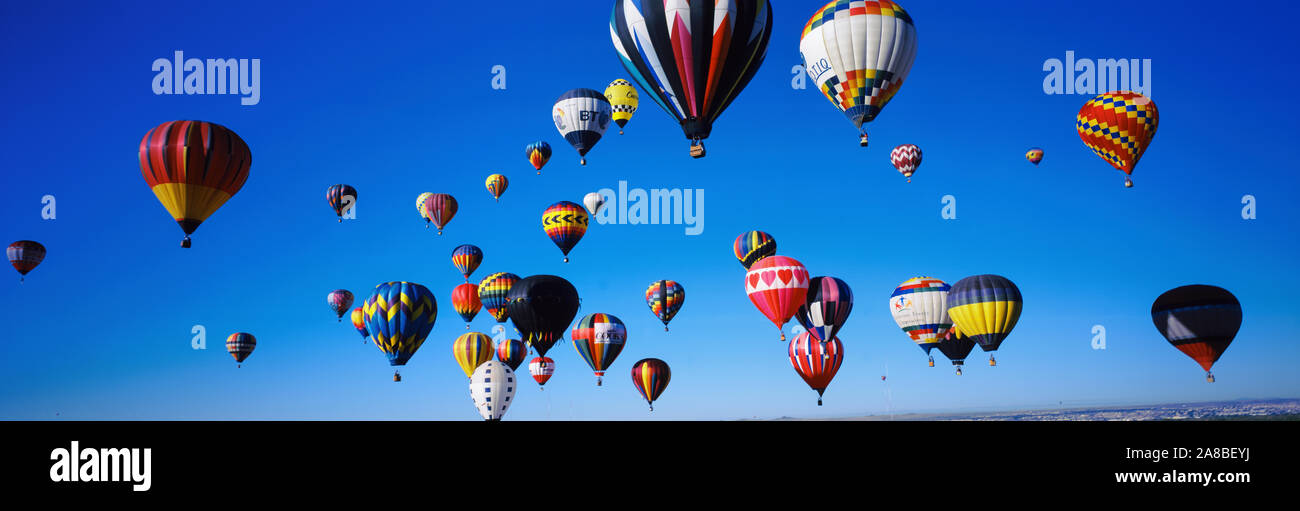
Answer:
469, 360, 517, 421
890, 144, 922, 182
604, 79, 638, 135
478, 272, 520, 323
645, 280, 684, 332
139, 120, 251, 248
789, 332, 843, 406
571, 313, 627, 386
1025, 148, 1044, 165
451, 244, 483, 282
226, 332, 256, 368
583, 192, 607, 216
733, 231, 776, 270
530, 356, 555, 389
630, 358, 671, 411
799, 1, 918, 147
453, 331, 495, 378
452, 283, 482, 328
421, 193, 458, 235
416, 192, 433, 227
363, 281, 438, 381
506, 275, 580, 359
496, 338, 528, 371
485, 174, 508, 202
326, 184, 356, 222
937, 326, 975, 375
542, 201, 588, 263
525, 141, 552, 175
327, 289, 354, 322
889, 277, 953, 367
1076, 91, 1158, 188
7, 241, 45, 282
553, 88, 612, 165
796, 276, 853, 344
745, 255, 809, 341
947, 275, 1022, 367
1151, 285, 1242, 383
350, 306, 369, 341
611, 0, 773, 158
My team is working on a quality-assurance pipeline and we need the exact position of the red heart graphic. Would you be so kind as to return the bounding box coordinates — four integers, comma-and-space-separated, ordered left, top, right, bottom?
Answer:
748, 273, 760, 289
778, 269, 793, 285
761, 270, 776, 286
792, 268, 805, 285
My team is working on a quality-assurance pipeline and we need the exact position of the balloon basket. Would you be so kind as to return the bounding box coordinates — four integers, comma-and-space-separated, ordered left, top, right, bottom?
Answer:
1207, 372, 1215, 383
181, 237, 191, 248
393, 371, 402, 382
928, 357, 934, 367
580, 158, 587, 166
563, 257, 569, 263
689, 143, 706, 158
1124, 177, 1134, 188
989, 356, 996, 367
858, 134, 869, 147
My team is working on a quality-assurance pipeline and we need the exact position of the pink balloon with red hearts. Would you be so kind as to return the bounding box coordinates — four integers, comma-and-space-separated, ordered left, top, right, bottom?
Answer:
744, 255, 809, 341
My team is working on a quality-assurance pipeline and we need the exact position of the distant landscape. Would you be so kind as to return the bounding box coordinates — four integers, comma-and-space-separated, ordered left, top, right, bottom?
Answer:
758, 399, 1300, 421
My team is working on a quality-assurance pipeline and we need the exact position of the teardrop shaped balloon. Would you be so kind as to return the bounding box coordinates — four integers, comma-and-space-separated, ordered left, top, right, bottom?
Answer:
788, 331, 843, 406
453, 331, 494, 378
936, 326, 976, 375
226, 332, 256, 367
7, 240, 45, 282
890, 144, 922, 182
889, 277, 952, 366
745, 255, 809, 341
947, 275, 1022, 366
525, 141, 552, 175
530, 356, 555, 388
350, 306, 369, 341
469, 360, 516, 421
452, 283, 482, 327
363, 281, 438, 380
326, 184, 356, 221
416, 192, 433, 226
553, 88, 612, 166
496, 338, 528, 371
478, 272, 520, 323
485, 174, 508, 202
327, 289, 354, 322
542, 201, 589, 263
451, 244, 483, 282
420, 194, 458, 235
796, 276, 853, 343
799, 1, 918, 147
506, 275, 580, 358
139, 120, 252, 248
1076, 91, 1158, 188
583, 192, 607, 216
1151, 285, 1241, 383
733, 231, 776, 270
611, 0, 773, 157
604, 79, 639, 135
645, 280, 684, 332
630, 358, 671, 411
571, 313, 627, 386
1025, 148, 1044, 165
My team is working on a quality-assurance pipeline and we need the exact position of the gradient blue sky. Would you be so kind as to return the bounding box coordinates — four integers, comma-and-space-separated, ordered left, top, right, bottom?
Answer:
2, 0, 1297, 420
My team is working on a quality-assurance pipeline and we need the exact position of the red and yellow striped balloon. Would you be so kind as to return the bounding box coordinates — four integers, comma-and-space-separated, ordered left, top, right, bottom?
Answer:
139, 120, 251, 248
485, 174, 508, 202
542, 201, 588, 263
630, 358, 671, 411
453, 332, 494, 378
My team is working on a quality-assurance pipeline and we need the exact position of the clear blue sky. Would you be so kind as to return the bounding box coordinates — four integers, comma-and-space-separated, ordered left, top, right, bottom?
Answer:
1, 0, 1297, 420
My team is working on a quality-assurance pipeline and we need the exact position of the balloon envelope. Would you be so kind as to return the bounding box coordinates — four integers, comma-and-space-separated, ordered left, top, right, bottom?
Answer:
947, 275, 1022, 354
139, 120, 251, 246
478, 272, 520, 323
796, 276, 853, 343
453, 332, 494, 378
1151, 285, 1241, 376
733, 231, 776, 270
470, 360, 517, 421
745, 256, 809, 339
631, 358, 671, 411
506, 275, 580, 358
571, 313, 627, 384
7, 240, 45, 278
1076, 91, 1158, 187
788, 332, 843, 405
363, 282, 437, 367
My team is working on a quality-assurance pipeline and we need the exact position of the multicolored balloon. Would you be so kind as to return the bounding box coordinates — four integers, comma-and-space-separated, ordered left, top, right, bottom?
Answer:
139, 120, 251, 248
630, 358, 671, 411
1076, 91, 1159, 188
947, 275, 1022, 366
1025, 148, 1044, 165
553, 88, 612, 165
416, 192, 433, 226
363, 281, 438, 381
796, 276, 853, 344
604, 79, 638, 135
799, 1, 918, 147
645, 280, 684, 332
525, 141, 552, 175
889, 277, 952, 367
583, 192, 606, 216
890, 144, 922, 182
745, 255, 810, 341
496, 338, 528, 371
542, 201, 588, 263
420, 193, 458, 235
226, 332, 256, 368
530, 356, 555, 388
453, 331, 494, 378
451, 244, 483, 282
478, 272, 520, 323
485, 174, 508, 202
611, 0, 773, 157
571, 313, 627, 386
1151, 285, 1242, 383
350, 306, 369, 341
452, 283, 482, 328
469, 360, 516, 421
7, 240, 45, 282
327, 289, 354, 322
937, 326, 976, 375
788, 332, 843, 406
733, 231, 776, 270
325, 184, 356, 222
506, 275, 580, 358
